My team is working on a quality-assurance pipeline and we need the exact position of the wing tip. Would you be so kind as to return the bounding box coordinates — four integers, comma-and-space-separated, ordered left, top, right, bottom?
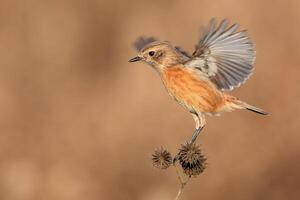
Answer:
133, 36, 158, 51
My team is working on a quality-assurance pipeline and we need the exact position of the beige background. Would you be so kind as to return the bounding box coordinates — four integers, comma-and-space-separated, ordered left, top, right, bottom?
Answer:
0, 0, 299, 199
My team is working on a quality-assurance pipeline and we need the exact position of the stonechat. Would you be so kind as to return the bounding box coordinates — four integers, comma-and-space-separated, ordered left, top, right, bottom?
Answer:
129, 19, 267, 143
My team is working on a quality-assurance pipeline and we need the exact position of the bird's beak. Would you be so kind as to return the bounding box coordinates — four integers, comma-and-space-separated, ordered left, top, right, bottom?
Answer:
128, 56, 142, 62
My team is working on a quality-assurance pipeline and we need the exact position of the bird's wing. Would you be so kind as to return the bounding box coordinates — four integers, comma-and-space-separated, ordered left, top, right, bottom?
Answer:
133, 37, 157, 51
133, 37, 191, 58
184, 19, 255, 91
174, 46, 191, 58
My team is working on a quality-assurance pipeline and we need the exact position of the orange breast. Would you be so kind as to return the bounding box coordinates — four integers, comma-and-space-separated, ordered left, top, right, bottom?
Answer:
161, 65, 225, 113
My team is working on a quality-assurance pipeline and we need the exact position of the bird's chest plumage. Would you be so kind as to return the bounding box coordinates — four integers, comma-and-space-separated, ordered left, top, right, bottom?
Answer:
161, 66, 225, 113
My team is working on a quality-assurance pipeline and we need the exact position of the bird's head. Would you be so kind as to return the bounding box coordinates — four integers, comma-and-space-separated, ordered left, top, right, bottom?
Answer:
129, 42, 187, 71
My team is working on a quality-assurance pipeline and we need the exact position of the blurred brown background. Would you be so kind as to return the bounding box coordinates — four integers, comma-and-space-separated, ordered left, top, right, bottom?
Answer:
0, 0, 299, 199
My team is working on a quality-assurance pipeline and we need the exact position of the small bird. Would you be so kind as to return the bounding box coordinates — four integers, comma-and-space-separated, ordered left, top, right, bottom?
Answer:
129, 19, 267, 143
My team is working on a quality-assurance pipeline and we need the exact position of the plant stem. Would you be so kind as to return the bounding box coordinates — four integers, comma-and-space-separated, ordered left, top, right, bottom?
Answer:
174, 160, 190, 200
174, 180, 188, 200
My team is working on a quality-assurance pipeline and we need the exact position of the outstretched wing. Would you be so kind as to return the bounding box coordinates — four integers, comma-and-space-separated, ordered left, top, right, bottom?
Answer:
184, 19, 255, 91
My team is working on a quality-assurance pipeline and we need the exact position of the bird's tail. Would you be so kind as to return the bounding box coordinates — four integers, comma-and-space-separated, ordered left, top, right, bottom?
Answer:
225, 95, 268, 115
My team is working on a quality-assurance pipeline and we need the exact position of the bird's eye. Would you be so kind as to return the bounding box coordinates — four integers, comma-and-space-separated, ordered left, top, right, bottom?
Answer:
148, 51, 155, 56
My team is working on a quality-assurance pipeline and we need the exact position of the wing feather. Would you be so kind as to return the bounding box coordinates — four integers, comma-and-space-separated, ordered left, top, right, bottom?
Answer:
186, 19, 255, 91
133, 37, 157, 51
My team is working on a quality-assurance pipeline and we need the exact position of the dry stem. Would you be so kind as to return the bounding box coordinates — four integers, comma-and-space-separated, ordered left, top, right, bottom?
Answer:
174, 160, 190, 200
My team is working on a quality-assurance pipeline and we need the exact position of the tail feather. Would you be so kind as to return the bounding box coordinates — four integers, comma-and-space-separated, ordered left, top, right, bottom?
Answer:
226, 96, 268, 115
244, 104, 268, 115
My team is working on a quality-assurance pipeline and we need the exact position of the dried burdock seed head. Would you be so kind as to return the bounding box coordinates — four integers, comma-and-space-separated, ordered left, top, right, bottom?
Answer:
152, 147, 172, 169
178, 142, 206, 176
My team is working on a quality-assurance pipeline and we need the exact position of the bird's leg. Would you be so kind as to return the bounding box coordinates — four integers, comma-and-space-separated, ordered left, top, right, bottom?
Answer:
190, 113, 206, 143
191, 127, 203, 143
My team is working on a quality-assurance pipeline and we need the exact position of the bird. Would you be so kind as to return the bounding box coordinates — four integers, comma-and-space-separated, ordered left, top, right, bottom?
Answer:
129, 19, 268, 143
